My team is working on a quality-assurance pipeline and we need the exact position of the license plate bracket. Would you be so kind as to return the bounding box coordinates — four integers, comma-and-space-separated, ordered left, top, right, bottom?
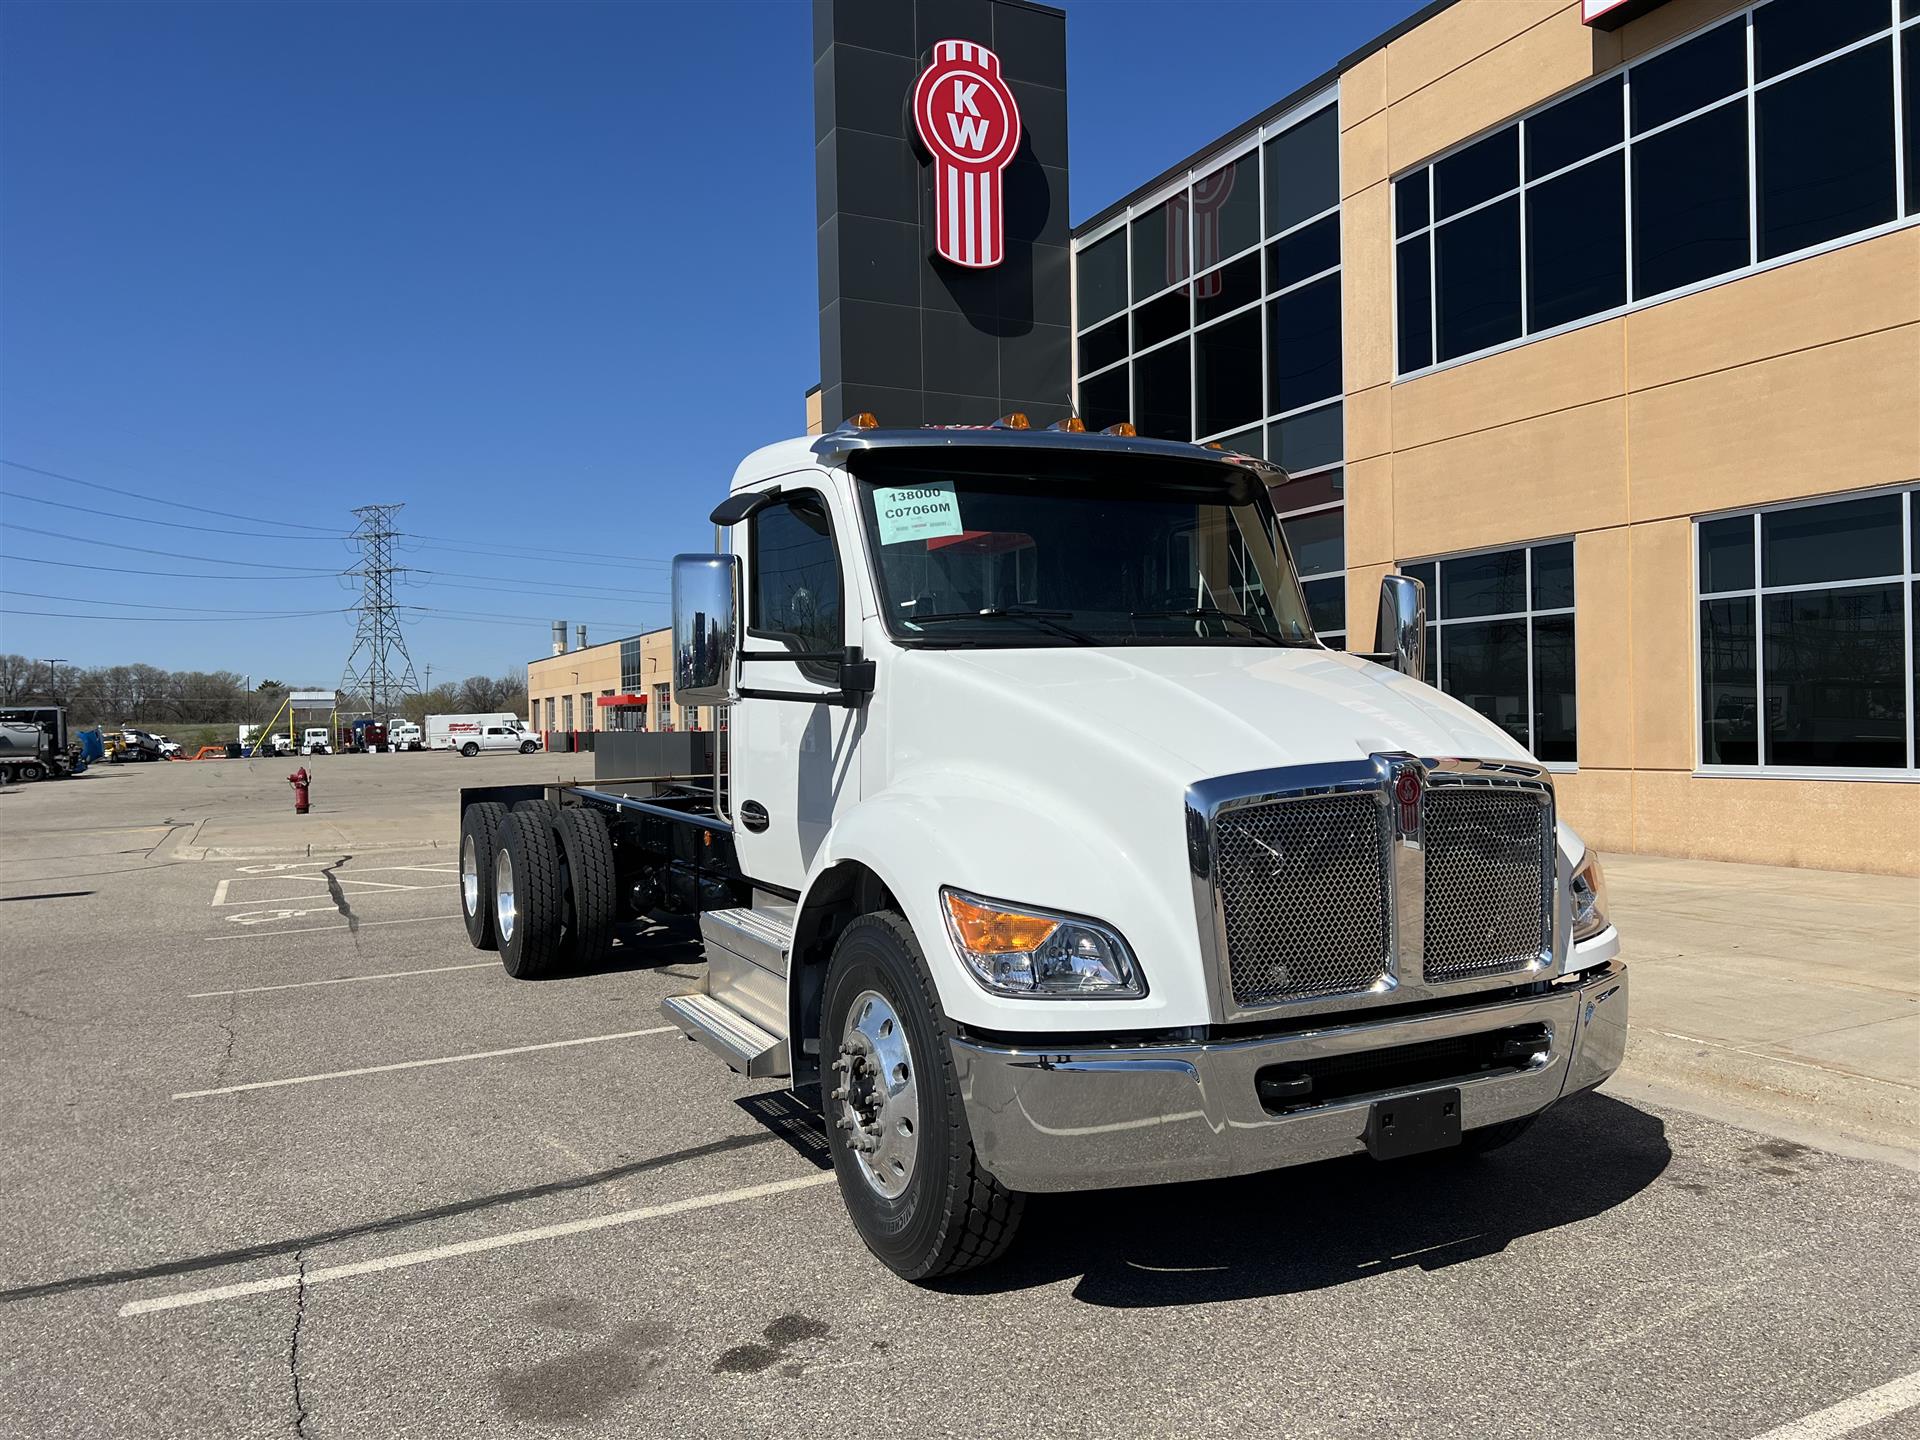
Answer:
1365, 1087, 1461, 1160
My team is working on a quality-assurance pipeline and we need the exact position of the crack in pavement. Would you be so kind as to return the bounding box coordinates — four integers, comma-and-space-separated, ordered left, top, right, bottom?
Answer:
317, 856, 359, 947
214, 993, 239, 1083
288, 1250, 310, 1438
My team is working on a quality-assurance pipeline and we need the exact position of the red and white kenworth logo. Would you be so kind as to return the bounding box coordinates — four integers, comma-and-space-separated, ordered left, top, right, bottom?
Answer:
913, 40, 1022, 269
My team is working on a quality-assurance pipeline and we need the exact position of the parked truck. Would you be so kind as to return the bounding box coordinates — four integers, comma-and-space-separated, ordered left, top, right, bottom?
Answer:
0, 707, 84, 782
387, 720, 425, 751
430, 713, 539, 755
452, 417, 1626, 1281
338, 718, 387, 754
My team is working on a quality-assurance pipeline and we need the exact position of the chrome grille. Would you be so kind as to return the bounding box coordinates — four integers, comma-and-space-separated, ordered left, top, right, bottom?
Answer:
1421, 787, 1549, 982
1215, 792, 1391, 1005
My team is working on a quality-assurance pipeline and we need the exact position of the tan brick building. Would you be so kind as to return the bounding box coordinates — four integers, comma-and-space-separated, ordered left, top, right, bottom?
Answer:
526, 627, 714, 740
1071, 0, 1919, 873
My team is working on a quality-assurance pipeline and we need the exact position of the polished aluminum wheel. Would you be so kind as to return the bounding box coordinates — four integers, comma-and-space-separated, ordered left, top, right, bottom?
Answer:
461, 834, 480, 919
493, 848, 517, 945
833, 989, 919, 1199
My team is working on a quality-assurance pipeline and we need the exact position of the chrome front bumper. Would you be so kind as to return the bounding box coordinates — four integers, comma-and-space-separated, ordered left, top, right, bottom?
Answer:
952, 961, 1627, 1193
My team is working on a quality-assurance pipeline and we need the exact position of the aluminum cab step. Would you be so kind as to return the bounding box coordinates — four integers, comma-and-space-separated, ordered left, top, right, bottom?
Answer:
661, 991, 790, 1079
700, 906, 793, 971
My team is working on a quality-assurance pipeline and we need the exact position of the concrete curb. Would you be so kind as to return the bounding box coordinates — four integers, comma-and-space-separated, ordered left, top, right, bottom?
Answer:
175, 838, 450, 861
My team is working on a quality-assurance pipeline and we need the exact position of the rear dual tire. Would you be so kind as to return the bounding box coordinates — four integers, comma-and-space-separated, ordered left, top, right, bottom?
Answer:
462, 802, 617, 979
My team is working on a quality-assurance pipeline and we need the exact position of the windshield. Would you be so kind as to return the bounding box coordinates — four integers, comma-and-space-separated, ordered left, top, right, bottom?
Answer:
854, 455, 1318, 647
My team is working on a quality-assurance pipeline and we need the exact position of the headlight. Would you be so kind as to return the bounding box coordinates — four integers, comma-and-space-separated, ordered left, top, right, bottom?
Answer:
941, 889, 1145, 998
1570, 852, 1611, 942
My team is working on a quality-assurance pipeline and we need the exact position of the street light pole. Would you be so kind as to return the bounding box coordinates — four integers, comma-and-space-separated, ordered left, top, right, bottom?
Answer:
36, 658, 67, 705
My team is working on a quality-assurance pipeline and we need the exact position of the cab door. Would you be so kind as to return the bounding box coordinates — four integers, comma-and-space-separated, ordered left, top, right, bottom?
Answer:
728, 486, 861, 892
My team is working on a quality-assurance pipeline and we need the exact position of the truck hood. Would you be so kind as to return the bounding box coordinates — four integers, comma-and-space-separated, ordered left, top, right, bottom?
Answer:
924, 643, 1535, 776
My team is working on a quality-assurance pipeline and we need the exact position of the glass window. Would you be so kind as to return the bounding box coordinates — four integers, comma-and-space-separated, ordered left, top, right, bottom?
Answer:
1632, 100, 1750, 298
1526, 76, 1623, 180
1078, 365, 1128, 433
1396, 235, 1433, 372
1133, 341, 1191, 441
1755, 42, 1896, 260
1406, 542, 1578, 762
1764, 586, 1907, 766
1267, 213, 1341, 293
1266, 275, 1341, 415
1905, 28, 1920, 215
749, 493, 843, 681
1078, 315, 1127, 377
1434, 196, 1521, 361
1195, 309, 1262, 438
1630, 18, 1745, 134
1131, 199, 1184, 302
1531, 541, 1575, 609
1395, 172, 1429, 236
1193, 152, 1261, 268
1195, 251, 1261, 325
1301, 577, 1346, 643
1526, 151, 1626, 332
1132, 285, 1190, 351
1700, 597, 1758, 763
1698, 514, 1756, 592
1264, 105, 1339, 236
1271, 402, 1342, 473
1698, 489, 1917, 771
1752, 0, 1887, 82
561, 694, 573, 730
619, 638, 642, 693
1077, 228, 1128, 326
1434, 125, 1518, 220
1280, 507, 1343, 577
1762, 492, 1904, 585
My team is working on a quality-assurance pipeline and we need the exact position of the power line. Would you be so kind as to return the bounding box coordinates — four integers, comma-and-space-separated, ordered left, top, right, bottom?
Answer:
4, 525, 345, 571
0, 554, 340, 582
403, 604, 649, 628
0, 608, 340, 623
404, 539, 673, 569
1, 588, 349, 616
0, 489, 349, 542
0, 552, 666, 600
0, 459, 344, 533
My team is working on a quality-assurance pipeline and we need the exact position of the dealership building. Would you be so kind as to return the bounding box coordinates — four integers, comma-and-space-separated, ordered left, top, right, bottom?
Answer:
526, 626, 715, 744
800, 0, 1920, 874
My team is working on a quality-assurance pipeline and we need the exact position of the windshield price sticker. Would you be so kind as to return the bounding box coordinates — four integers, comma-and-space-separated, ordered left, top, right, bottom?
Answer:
874, 481, 965, 545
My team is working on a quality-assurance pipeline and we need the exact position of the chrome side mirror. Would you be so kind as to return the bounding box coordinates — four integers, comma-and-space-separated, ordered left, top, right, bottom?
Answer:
1377, 573, 1427, 682
671, 554, 740, 707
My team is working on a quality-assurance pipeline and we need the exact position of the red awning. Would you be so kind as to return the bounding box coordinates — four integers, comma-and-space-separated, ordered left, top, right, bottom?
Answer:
594, 694, 648, 706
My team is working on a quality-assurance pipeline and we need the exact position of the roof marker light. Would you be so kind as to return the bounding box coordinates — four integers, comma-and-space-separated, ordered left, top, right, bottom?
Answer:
994, 412, 1031, 430
845, 412, 880, 430
1050, 417, 1086, 433
1102, 422, 1137, 437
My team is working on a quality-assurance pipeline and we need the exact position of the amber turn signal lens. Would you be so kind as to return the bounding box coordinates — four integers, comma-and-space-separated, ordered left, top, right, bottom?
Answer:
943, 891, 1059, 954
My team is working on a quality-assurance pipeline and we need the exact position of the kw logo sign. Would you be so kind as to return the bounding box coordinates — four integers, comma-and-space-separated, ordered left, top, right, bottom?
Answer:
913, 40, 1021, 269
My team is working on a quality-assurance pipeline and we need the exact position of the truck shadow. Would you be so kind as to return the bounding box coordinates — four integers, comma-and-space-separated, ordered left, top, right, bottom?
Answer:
949, 1092, 1669, 1306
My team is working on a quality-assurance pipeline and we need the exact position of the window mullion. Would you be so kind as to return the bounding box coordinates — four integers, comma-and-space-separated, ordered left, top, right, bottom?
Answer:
1753, 511, 1767, 767
1744, 14, 1759, 269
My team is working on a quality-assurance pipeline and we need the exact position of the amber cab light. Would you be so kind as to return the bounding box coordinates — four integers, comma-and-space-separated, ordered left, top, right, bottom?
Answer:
944, 891, 1059, 954
996, 411, 1031, 429
1050, 416, 1086, 433
846, 412, 879, 430
1102, 422, 1137, 437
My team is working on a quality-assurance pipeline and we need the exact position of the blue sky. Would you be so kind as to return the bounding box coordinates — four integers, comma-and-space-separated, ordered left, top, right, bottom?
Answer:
0, 0, 1423, 684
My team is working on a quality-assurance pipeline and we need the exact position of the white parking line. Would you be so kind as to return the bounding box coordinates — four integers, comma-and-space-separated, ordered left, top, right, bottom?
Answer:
117, 1172, 835, 1317
172, 1026, 677, 1099
189, 962, 496, 998
1745, 1370, 1920, 1440
206, 915, 450, 941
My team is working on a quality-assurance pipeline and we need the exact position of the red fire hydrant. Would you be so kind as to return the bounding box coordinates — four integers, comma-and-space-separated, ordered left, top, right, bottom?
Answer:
288, 766, 311, 815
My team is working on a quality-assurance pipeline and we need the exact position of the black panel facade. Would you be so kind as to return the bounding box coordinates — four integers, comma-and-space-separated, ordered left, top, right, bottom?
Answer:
815, 0, 1071, 430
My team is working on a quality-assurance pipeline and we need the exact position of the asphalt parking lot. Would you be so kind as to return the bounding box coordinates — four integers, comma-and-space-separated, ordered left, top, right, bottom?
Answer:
1, 756, 1916, 1439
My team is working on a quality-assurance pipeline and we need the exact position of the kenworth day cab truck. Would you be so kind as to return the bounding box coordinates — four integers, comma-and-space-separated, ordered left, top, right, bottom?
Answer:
454, 417, 1626, 1281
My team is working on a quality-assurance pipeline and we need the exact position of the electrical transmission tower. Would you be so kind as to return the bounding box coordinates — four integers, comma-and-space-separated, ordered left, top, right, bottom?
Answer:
339, 504, 420, 717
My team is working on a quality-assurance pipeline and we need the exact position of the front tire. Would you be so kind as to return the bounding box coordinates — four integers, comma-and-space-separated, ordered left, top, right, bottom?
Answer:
495, 809, 563, 980
459, 801, 510, 949
821, 912, 1023, 1281
461, 742, 479, 757
519, 740, 537, 754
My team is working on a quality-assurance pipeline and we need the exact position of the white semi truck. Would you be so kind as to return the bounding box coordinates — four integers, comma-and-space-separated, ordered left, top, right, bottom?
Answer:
454, 418, 1625, 1280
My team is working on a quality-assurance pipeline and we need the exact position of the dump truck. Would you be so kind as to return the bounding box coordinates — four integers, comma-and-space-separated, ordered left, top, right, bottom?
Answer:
0, 707, 84, 782
452, 417, 1626, 1281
